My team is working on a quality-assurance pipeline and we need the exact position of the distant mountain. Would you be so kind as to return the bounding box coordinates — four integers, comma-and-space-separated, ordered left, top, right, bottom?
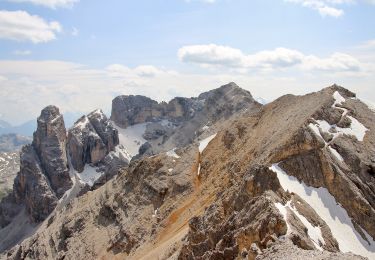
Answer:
0, 112, 82, 137
0, 134, 31, 153
0, 120, 11, 130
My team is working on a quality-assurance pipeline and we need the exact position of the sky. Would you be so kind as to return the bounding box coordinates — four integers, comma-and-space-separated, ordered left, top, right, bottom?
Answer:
0, 0, 374, 125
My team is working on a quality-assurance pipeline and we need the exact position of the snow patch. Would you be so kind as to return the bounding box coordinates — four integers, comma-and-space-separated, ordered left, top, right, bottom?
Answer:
255, 97, 268, 105
332, 91, 346, 107
197, 163, 201, 177
160, 119, 175, 128
110, 145, 132, 161
112, 122, 148, 157
199, 133, 217, 153
202, 125, 209, 131
74, 116, 89, 130
274, 202, 290, 235
328, 146, 344, 162
92, 109, 105, 120
166, 148, 180, 159
310, 117, 368, 143
77, 164, 103, 186
275, 201, 324, 250
50, 114, 62, 124
340, 116, 368, 142
270, 164, 375, 259
289, 202, 325, 250
152, 208, 159, 218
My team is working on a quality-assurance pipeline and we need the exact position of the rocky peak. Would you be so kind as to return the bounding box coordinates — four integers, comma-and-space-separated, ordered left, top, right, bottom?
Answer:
0, 106, 72, 231
87, 109, 119, 151
32, 105, 71, 198
111, 95, 161, 128
110, 82, 258, 129
323, 84, 356, 99
68, 109, 119, 172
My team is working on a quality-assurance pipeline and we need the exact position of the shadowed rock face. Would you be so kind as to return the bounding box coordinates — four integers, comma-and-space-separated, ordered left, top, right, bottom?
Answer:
32, 105, 71, 198
0, 106, 72, 226
68, 109, 119, 172
13, 145, 58, 222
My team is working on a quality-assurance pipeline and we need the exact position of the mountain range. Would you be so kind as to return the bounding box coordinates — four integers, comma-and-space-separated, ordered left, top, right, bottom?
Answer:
0, 83, 374, 260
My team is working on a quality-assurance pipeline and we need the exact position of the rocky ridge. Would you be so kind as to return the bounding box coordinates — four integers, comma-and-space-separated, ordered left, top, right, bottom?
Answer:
1, 84, 375, 260
112, 82, 261, 157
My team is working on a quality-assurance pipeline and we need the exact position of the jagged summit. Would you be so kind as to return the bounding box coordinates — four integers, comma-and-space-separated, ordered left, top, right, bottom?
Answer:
37, 105, 61, 122
110, 83, 261, 158
111, 82, 258, 128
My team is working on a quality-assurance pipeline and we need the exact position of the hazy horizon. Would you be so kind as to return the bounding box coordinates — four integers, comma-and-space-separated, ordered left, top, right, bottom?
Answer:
0, 0, 375, 125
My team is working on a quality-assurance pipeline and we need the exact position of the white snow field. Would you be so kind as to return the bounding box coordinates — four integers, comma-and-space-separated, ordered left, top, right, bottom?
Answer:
270, 164, 375, 259
112, 122, 148, 157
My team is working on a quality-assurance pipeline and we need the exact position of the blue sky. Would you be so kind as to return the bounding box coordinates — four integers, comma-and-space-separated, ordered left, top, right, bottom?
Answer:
0, 0, 375, 124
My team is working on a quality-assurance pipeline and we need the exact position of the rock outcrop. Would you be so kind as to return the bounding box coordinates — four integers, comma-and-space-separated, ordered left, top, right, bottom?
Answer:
111, 95, 162, 128
0, 106, 72, 230
13, 145, 58, 222
32, 106, 71, 198
68, 109, 119, 172
0, 106, 122, 251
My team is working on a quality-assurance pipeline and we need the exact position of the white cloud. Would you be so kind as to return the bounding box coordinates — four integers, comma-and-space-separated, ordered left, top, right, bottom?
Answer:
178, 44, 245, 67
7, 0, 79, 9
178, 44, 367, 73
13, 50, 32, 56
0, 45, 374, 125
284, 0, 375, 17
0, 10, 62, 43
285, 0, 344, 17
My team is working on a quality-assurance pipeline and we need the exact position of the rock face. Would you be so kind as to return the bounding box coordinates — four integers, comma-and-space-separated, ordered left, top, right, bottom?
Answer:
111, 95, 161, 128
13, 145, 58, 222
68, 109, 119, 172
32, 106, 71, 198
0, 106, 72, 228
